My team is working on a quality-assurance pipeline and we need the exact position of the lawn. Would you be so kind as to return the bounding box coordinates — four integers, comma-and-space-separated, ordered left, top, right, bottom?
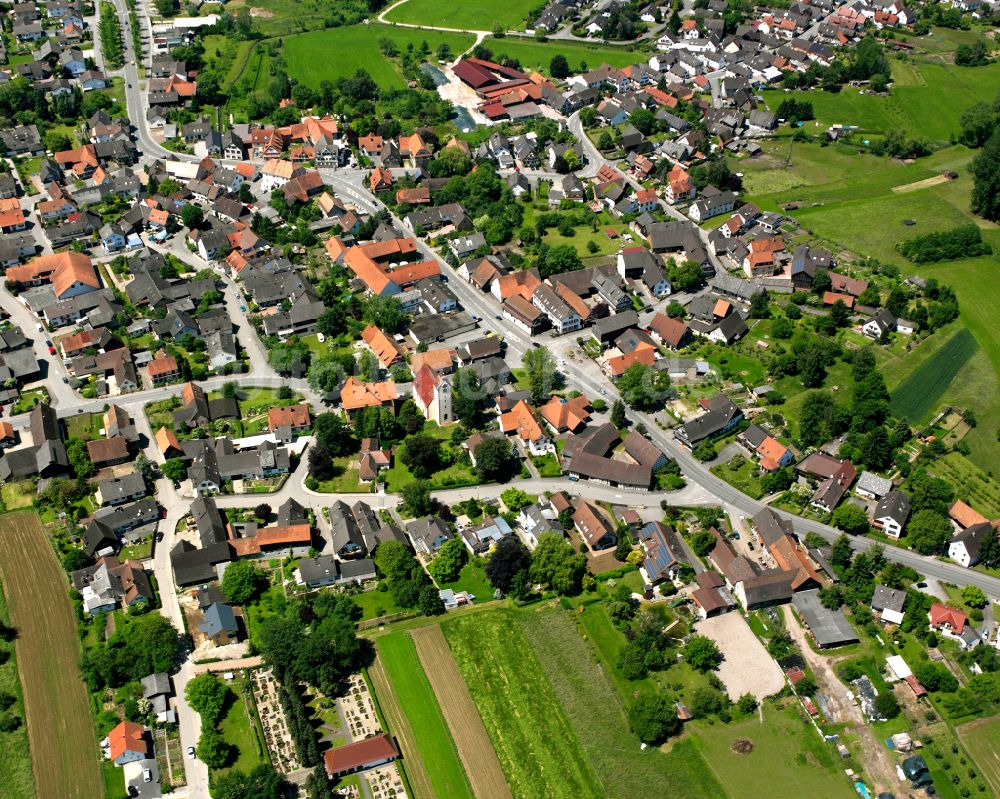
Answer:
284, 25, 476, 90
956, 715, 1000, 796
442, 610, 604, 799
479, 35, 647, 71
0, 580, 34, 799
11, 389, 48, 416
531, 452, 562, 477
64, 412, 104, 442
215, 685, 265, 777
439, 560, 494, 601
384, 0, 537, 30
518, 605, 726, 799
375, 633, 474, 799
314, 456, 372, 494
542, 224, 627, 257
0, 512, 104, 799
1, 481, 34, 511
711, 457, 765, 500
889, 327, 978, 423
690, 703, 854, 799
352, 588, 410, 621
382, 425, 478, 491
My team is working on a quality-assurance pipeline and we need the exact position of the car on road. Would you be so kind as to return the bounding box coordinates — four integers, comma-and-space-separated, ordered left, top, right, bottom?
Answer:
187, 746, 196, 759
143, 769, 152, 783
62, 376, 69, 383
48, 345, 56, 354
239, 304, 246, 312
127, 83, 131, 88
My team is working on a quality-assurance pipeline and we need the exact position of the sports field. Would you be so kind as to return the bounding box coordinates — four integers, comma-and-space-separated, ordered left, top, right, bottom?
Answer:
442, 610, 604, 799
284, 25, 476, 89
0, 512, 103, 799
479, 36, 646, 71
373, 634, 474, 799
957, 716, 1000, 795
889, 327, 978, 423
518, 605, 727, 799
410, 626, 511, 799
691, 704, 855, 799
383, 0, 537, 30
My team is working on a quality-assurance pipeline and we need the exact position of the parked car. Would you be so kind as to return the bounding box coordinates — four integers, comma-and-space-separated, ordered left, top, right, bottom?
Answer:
143, 769, 152, 783
187, 746, 195, 759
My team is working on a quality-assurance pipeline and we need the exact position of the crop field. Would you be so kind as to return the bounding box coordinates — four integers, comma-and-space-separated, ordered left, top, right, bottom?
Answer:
374, 633, 475, 799
691, 703, 854, 799
518, 604, 726, 799
889, 327, 978, 423
383, 0, 537, 31
956, 716, 1000, 795
442, 610, 604, 799
368, 651, 437, 799
284, 25, 476, 89
930, 452, 1000, 519
410, 626, 511, 799
479, 36, 647, 71
0, 579, 33, 799
0, 512, 103, 799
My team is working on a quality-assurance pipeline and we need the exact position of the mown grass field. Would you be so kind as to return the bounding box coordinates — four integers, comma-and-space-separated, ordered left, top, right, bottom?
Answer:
479, 36, 647, 71
442, 610, 604, 799
0, 579, 34, 799
518, 604, 726, 799
384, 0, 537, 31
889, 327, 978, 423
375, 633, 475, 799
284, 25, 476, 89
762, 58, 1000, 141
690, 703, 855, 799
0, 512, 103, 799
956, 716, 1000, 796
215, 688, 265, 778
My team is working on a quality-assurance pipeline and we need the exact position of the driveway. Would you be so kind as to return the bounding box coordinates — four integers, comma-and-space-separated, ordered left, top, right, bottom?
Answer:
123, 757, 160, 799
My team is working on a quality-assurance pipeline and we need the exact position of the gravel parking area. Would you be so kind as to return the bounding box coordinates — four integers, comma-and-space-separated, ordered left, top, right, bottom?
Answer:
694, 612, 785, 701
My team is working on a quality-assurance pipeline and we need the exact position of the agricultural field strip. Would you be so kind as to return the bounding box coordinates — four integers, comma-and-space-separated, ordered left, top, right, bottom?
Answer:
375, 633, 475, 799
956, 717, 1000, 795
0, 512, 103, 799
367, 655, 437, 799
410, 626, 512, 799
888, 328, 978, 423
442, 612, 604, 799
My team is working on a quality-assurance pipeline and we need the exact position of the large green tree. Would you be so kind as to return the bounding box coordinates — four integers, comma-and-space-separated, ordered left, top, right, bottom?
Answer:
221, 560, 269, 605
529, 532, 588, 595
400, 434, 442, 479
683, 635, 722, 672
485, 536, 531, 594
906, 509, 952, 555
522, 347, 558, 405
628, 692, 682, 744
971, 126, 1000, 222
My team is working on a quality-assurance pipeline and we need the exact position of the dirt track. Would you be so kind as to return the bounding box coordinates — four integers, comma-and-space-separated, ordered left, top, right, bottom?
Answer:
891, 174, 950, 193
0, 512, 104, 799
411, 626, 512, 799
368, 656, 437, 799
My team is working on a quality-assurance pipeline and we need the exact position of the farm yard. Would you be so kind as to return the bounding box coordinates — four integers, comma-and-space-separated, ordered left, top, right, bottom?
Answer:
0, 512, 104, 799
284, 26, 476, 90
373, 632, 475, 799
410, 626, 511, 799
693, 613, 785, 702
442, 610, 604, 799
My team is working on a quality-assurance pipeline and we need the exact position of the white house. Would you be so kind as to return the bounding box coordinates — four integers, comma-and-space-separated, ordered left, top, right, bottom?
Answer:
948, 521, 994, 567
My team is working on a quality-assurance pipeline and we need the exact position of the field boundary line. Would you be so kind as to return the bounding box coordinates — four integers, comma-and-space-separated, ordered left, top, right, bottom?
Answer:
411, 626, 513, 799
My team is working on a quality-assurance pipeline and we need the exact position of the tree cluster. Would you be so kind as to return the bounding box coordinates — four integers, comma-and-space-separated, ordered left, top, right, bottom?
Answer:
79, 613, 181, 691
897, 224, 991, 264
373, 540, 445, 616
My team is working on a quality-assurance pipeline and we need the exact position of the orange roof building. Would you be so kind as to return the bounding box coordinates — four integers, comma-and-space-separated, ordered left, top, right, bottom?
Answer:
499, 400, 547, 447
107, 720, 147, 765
607, 343, 656, 377
6, 252, 100, 299
929, 603, 966, 634
538, 395, 591, 433
267, 404, 311, 432
340, 377, 397, 413
410, 348, 455, 374
230, 524, 312, 556
949, 500, 988, 530
361, 324, 403, 368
